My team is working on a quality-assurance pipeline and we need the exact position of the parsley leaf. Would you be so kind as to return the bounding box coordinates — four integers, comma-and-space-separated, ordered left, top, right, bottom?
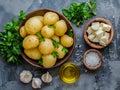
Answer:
19, 10, 26, 21
48, 25, 56, 29
52, 39, 60, 48
89, 0, 96, 10
67, 29, 73, 37
0, 10, 26, 65
52, 51, 58, 58
62, 47, 68, 54
62, 0, 96, 27
38, 58, 43, 65
36, 32, 45, 42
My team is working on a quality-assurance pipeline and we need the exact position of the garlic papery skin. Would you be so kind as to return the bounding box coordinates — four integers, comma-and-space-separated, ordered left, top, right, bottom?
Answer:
20, 70, 32, 83
32, 78, 42, 89
41, 72, 52, 83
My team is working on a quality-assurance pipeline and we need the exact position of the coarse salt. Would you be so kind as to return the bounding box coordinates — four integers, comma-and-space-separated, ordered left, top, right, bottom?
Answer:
85, 52, 100, 67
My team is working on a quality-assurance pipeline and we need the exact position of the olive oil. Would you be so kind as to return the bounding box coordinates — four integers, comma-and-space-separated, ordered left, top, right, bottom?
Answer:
59, 62, 80, 84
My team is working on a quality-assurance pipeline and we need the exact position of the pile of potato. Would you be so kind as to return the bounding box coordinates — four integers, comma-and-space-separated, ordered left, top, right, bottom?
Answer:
19, 11, 74, 68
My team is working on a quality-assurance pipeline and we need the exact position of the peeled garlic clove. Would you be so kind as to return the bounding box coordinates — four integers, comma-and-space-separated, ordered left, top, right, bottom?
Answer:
41, 72, 52, 83
32, 78, 42, 89
20, 70, 32, 83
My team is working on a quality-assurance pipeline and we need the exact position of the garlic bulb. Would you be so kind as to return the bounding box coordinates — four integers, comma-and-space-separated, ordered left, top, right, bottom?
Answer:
41, 72, 52, 83
32, 78, 42, 89
20, 70, 32, 83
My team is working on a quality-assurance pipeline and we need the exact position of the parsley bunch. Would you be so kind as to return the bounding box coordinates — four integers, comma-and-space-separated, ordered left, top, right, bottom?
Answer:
62, 0, 96, 27
0, 10, 26, 65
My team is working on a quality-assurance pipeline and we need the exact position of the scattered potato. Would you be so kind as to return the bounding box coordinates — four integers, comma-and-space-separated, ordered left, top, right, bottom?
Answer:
39, 38, 54, 55
54, 20, 67, 36
51, 35, 60, 42
25, 16, 43, 34
24, 47, 41, 60
61, 35, 73, 47
42, 54, 57, 68
20, 26, 27, 38
23, 35, 39, 49
44, 12, 59, 25
54, 45, 66, 59
41, 25, 54, 38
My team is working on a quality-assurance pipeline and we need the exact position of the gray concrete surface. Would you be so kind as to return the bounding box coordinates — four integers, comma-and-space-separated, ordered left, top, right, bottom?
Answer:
0, 0, 120, 90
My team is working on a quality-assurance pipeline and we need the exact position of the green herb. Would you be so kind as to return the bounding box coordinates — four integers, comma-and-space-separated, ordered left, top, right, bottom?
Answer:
48, 25, 56, 29
19, 10, 26, 20
52, 51, 58, 58
67, 29, 73, 37
0, 10, 26, 65
62, 0, 96, 27
52, 39, 60, 48
38, 58, 43, 65
88, 0, 96, 10
36, 32, 45, 42
62, 47, 68, 53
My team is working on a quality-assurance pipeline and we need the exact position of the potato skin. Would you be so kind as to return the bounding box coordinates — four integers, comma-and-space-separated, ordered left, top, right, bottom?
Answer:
54, 20, 67, 36
20, 26, 27, 38
24, 47, 41, 60
44, 12, 59, 25
39, 38, 54, 55
54, 45, 66, 59
51, 35, 60, 42
34, 16, 44, 23
42, 54, 56, 68
23, 35, 39, 49
41, 25, 54, 38
25, 16, 43, 34
61, 35, 73, 47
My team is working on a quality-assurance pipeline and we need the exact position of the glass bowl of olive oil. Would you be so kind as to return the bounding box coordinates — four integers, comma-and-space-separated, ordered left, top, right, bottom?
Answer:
59, 62, 80, 84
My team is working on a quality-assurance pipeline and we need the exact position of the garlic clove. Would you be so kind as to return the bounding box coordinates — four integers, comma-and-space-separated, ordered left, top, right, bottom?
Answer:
41, 72, 52, 83
20, 70, 32, 83
32, 78, 42, 89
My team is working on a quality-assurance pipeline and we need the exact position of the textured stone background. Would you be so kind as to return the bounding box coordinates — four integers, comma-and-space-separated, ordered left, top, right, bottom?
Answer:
0, 0, 120, 90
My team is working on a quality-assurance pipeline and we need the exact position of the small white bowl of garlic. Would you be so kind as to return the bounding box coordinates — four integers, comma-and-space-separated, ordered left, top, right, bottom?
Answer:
84, 18, 114, 49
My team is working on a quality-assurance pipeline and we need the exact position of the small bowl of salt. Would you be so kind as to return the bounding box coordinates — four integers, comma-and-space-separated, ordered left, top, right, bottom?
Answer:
83, 49, 102, 70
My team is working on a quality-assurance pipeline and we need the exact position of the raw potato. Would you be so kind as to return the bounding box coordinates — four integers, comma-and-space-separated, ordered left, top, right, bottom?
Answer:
41, 25, 54, 38
54, 45, 66, 59
54, 20, 67, 36
52, 35, 60, 42
34, 16, 44, 23
61, 35, 73, 47
25, 16, 43, 34
24, 47, 41, 60
20, 26, 27, 38
23, 35, 39, 49
42, 54, 56, 68
44, 12, 59, 25
39, 38, 54, 55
